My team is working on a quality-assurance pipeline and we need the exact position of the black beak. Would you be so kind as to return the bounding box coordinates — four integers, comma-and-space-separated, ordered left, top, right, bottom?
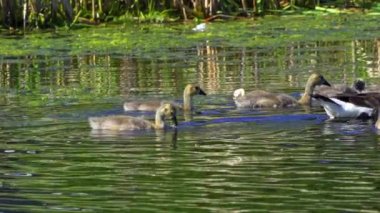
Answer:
198, 88, 207, 96
321, 77, 331, 87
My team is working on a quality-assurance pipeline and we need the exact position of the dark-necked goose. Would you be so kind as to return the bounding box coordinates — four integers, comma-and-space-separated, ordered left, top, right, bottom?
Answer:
124, 84, 206, 111
314, 79, 365, 97
310, 79, 366, 107
89, 103, 178, 131
352, 79, 380, 93
233, 73, 331, 108
312, 93, 380, 119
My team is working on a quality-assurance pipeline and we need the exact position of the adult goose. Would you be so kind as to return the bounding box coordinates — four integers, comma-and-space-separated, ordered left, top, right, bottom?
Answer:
310, 79, 366, 107
124, 84, 206, 111
314, 79, 365, 97
89, 103, 178, 131
233, 73, 331, 108
312, 93, 380, 119
351, 79, 380, 93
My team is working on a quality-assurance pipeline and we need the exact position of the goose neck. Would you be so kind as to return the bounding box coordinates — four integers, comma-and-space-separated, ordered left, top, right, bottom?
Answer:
154, 110, 165, 129
183, 92, 192, 111
298, 81, 316, 105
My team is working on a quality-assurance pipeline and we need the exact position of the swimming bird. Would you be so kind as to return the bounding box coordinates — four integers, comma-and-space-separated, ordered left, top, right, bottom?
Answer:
124, 84, 206, 111
314, 79, 366, 97
351, 79, 380, 93
233, 73, 331, 108
309, 79, 366, 107
89, 103, 178, 131
312, 93, 380, 119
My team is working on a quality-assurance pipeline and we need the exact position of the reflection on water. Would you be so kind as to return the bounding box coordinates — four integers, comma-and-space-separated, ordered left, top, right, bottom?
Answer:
1, 36, 380, 212
1, 39, 379, 97
90, 128, 178, 145
321, 119, 374, 136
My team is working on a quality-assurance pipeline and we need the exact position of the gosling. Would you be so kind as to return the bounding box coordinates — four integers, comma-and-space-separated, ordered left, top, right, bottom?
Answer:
124, 84, 206, 111
233, 73, 331, 108
89, 103, 178, 131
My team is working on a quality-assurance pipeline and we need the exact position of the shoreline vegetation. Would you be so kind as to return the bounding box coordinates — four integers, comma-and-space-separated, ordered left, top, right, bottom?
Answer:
0, 0, 379, 31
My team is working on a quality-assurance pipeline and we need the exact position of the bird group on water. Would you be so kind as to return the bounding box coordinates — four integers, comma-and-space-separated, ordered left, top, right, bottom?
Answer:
88, 73, 380, 132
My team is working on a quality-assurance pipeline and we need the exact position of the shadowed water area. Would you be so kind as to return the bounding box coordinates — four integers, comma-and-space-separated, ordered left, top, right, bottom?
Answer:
1, 15, 380, 212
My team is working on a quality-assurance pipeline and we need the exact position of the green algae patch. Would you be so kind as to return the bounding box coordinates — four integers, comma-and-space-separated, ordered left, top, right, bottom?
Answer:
0, 14, 379, 57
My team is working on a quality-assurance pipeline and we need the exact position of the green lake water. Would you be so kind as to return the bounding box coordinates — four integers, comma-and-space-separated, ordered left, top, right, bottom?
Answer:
1, 15, 380, 212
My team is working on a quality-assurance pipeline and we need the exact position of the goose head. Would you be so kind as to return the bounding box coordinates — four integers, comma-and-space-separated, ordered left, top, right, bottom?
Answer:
307, 73, 331, 88
298, 73, 331, 106
353, 79, 365, 92
159, 103, 178, 127
233, 88, 245, 99
184, 84, 207, 96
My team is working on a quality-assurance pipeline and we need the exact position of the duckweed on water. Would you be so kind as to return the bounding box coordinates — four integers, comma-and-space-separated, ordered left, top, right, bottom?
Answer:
0, 14, 379, 58
0, 14, 379, 108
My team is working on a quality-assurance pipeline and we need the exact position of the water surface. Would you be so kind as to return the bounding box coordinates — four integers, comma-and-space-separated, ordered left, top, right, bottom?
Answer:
1, 16, 380, 212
